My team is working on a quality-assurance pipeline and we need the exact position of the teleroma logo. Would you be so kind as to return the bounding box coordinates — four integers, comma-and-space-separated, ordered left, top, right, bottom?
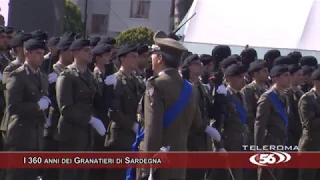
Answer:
249, 152, 291, 166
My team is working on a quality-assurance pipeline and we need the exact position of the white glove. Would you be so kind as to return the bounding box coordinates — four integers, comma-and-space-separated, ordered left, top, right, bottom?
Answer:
216, 85, 227, 95
104, 74, 117, 86
205, 125, 221, 142
38, 97, 50, 110
44, 118, 51, 128
218, 148, 227, 152
0, 72, 2, 81
89, 116, 106, 136
132, 122, 139, 133
160, 146, 170, 152
48, 72, 58, 84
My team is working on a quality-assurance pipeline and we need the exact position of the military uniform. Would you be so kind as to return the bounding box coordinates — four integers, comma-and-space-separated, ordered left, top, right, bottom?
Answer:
297, 68, 320, 180
4, 56, 49, 180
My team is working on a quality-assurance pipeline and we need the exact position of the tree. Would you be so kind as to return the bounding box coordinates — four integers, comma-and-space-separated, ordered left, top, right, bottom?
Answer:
116, 27, 154, 46
64, 0, 84, 35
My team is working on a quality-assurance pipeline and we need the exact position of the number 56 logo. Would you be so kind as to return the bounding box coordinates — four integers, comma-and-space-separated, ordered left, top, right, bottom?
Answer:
249, 152, 291, 166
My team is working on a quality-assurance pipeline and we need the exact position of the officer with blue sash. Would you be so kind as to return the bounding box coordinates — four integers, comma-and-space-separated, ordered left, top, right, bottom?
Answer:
255, 65, 291, 180
134, 31, 221, 180
298, 67, 320, 180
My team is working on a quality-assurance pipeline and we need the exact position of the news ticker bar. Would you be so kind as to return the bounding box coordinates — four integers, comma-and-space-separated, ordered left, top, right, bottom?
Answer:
0, 152, 318, 168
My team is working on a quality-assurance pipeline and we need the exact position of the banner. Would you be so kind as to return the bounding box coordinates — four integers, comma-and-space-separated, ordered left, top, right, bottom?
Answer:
0, 152, 319, 169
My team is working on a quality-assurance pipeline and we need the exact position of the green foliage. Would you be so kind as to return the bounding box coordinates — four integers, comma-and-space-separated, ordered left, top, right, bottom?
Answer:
116, 27, 154, 45
64, 0, 84, 35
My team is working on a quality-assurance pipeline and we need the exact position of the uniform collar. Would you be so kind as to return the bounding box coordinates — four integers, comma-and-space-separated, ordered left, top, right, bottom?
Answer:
227, 85, 240, 94
24, 63, 40, 74
158, 68, 175, 76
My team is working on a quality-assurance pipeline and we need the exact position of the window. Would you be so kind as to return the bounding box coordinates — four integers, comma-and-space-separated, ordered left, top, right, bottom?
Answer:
130, 0, 150, 19
91, 14, 108, 34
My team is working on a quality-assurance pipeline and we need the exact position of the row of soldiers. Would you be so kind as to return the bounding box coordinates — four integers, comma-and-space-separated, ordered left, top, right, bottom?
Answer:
0, 25, 318, 180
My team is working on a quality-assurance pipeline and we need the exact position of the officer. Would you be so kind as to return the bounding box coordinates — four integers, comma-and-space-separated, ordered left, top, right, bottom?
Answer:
104, 44, 145, 180
41, 36, 60, 74
255, 65, 291, 180
136, 44, 149, 79
298, 67, 320, 180
43, 36, 74, 180
89, 43, 113, 180
137, 31, 222, 180
181, 54, 214, 180
283, 64, 303, 180
299, 65, 314, 93
242, 60, 269, 145
56, 38, 106, 180
4, 39, 49, 180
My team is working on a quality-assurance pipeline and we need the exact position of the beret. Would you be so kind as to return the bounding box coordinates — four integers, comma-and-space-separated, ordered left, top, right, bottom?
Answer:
241, 48, 257, 60
311, 68, 320, 80
288, 64, 301, 75
248, 60, 267, 73
152, 31, 187, 60
116, 44, 137, 57
90, 37, 100, 47
4, 26, 14, 34
288, 51, 302, 64
199, 54, 212, 66
99, 37, 116, 45
273, 56, 293, 66
56, 37, 74, 51
24, 39, 46, 51
31, 29, 48, 41
61, 31, 78, 39
221, 57, 237, 69
270, 65, 289, 77
211, 45, 231, 63
136, 44, 149, 54
47, 37, 60, 47
225, 63, 247, 76
299, 56, 318, 67
301, 65, 314, 76
264, 49, 281, 61
92, 43, 112, 56
181, 51, 193, 62
69, 38, 90, 51
10, 32, 32, 47
182, 54, 199, 68
228, 54, 241, 62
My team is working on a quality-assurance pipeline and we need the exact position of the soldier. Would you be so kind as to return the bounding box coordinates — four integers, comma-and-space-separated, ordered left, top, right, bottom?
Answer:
199, 54, 215, 92
137, 31, 221, 180
283, 64, 303, 180
89, 43, 113, 180
42, 36, 74, 180
41, 36, 60, 74
136, 44, 149, 79
298, 68, 320, 180
287, 51, 302, 65
181, 54, 213, 180
0, 27, 10, 73
56, 38, 106, 180
240, 48, 257, 83
4, 39, 49, 180
88, 36, 101, 71
98, 37, 116, 51
30, 29, 48, 43
255, 65, 291, 180
264, 49, 281, 71
104, 44, 145, 180
300, 65, 314, 93
4, 26, 14, 61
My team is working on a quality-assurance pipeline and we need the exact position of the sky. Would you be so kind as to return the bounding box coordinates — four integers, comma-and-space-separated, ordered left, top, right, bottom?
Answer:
0, 0, 9, 25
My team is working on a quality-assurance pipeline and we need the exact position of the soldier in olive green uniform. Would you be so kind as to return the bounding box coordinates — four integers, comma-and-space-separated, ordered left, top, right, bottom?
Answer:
255, 65, 291, 180
4, 39, 49, 180
89, 43, 114, 180
104, 44, 145, 180
241, 60, 269, 180
56, 38, 106, 180
297, 68, 320, 180
282, 64, 303, 180
299, 65, 314, 93
181, 54, 213, 180
4, 27, 15, 62
41, 36, 60, 74
0, 32, 31, 150
200, 54, 215, 94
135, 44, 149, 79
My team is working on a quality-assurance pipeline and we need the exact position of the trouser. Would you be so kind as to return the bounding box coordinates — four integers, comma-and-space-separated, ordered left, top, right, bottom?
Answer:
89, 133, 108, 180
4, 147, 39, 180
258, 168, 283, 180
59, 141, 92, 180
42, 136, 59, 180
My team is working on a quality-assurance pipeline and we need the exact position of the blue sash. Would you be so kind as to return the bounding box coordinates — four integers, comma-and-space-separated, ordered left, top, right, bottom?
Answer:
268, 92, 288, 126
228, 91, 247, 125
126, 80, 193, 180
